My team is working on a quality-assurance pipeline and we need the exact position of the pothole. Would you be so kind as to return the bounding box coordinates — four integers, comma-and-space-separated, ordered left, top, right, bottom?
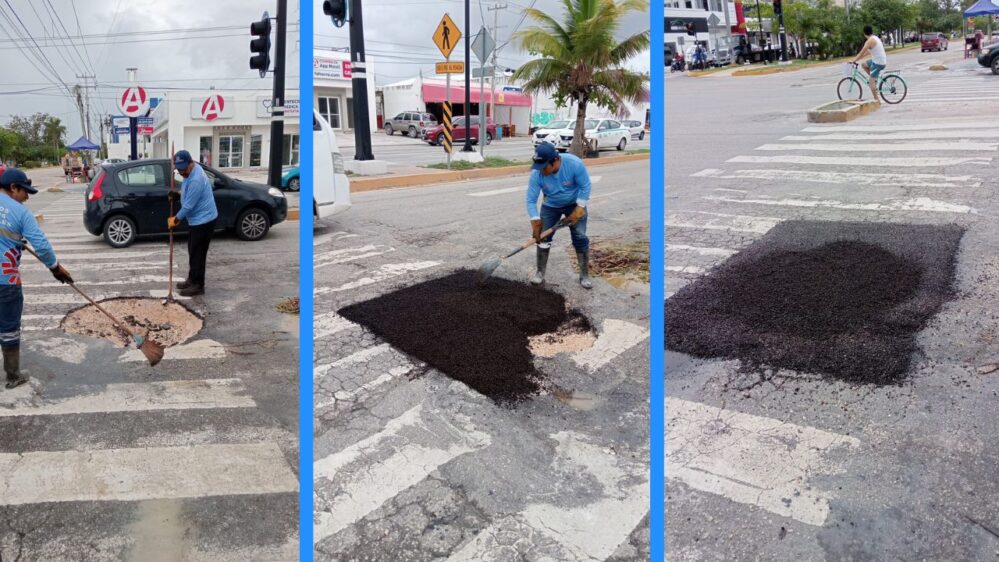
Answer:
62, 297, 203, 348
528, 311, 596, 357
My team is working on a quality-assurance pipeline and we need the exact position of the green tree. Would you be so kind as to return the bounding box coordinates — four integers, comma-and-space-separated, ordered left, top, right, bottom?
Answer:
0, 128, 22, 164
513, 0, 650, 157
42, 117, 66, 152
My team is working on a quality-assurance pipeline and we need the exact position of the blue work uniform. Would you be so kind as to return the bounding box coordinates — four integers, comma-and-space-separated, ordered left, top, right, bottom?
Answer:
525, 153, 592, 252
176, 164, 218, 226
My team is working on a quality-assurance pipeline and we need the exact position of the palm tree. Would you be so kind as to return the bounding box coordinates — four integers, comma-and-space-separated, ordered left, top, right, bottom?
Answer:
43, 117, 66, 152
513, 0, 650, 157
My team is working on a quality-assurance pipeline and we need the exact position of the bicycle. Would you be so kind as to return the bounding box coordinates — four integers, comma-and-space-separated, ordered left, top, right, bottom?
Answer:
837, 62, 908, 104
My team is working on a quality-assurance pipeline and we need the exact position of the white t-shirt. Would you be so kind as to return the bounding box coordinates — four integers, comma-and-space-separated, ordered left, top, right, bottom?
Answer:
870, 36, 887, 65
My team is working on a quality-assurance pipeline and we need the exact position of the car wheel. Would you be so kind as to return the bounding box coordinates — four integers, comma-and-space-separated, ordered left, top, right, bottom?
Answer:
617, 138, 627, 151
103, 215, 137, 248
639, 131, 645, 141
436, 133, 445, 146
288, 177, 300, 192
485, 132, 492, 145
235, 207, 271, 241
385, 124, 394, 135
408, 126, 418, 138
992, 56, 999, 75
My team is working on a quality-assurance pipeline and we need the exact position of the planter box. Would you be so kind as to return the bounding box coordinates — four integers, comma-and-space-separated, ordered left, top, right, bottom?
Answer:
807, 100, 880, 123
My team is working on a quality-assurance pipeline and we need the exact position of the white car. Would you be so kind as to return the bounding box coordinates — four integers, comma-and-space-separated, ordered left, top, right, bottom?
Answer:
622, 120, 646, 141
532, 119, 571, 146
554, 118, 631, 152
313, 110, 351, 219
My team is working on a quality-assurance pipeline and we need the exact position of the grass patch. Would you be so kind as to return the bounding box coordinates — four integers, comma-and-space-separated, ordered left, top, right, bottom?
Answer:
424, 156, 529, 171
276, 297, 300, 315
626, 148, 650, 155
570, 228, 650, 284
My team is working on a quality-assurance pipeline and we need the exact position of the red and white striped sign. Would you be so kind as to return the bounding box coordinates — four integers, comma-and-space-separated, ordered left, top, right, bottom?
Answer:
201, 94, 225, 122
117, 86, 149, 117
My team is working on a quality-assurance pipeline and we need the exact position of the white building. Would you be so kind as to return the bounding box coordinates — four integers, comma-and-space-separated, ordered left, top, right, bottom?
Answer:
149, 89, 301, 171
314, 49, 378, 132
665, 0, 747, 59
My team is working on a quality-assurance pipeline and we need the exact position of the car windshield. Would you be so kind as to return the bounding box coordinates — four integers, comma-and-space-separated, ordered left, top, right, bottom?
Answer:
921, 34, 938, 40
584, 120, 600, 129
546, 120, 569, 129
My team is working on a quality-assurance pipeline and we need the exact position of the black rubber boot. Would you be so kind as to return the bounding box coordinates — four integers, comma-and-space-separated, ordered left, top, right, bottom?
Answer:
180, 284, 205, 297
4, 346, 27, 389
531, 248, 550, 285
176, 277, 192, 290
577, 250, 593, 289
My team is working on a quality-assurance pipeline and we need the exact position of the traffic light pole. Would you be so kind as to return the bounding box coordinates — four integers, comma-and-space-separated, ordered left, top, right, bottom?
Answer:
775, 0, 789, 62
267, 0, 287, 188
349, 0, 374, 160
462, 0, 473, 152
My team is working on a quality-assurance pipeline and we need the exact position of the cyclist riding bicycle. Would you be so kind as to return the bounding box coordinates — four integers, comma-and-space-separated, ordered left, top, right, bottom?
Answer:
852, 25, 888, 102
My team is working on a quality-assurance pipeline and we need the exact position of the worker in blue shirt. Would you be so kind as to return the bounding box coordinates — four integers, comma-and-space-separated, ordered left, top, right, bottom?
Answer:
526, 142, 593, 289
168, 150, 218, 297
0, 169, 73, 388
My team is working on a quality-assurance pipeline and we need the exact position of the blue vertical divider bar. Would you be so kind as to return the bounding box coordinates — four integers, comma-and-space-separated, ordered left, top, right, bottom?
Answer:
299, 0, 314, 559
649, 1, 665, 560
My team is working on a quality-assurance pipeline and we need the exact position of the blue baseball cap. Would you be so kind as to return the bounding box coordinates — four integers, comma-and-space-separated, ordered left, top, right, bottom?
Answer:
174, 150, 194, 171
0, 168, 37, 194
532, 142, 559, 170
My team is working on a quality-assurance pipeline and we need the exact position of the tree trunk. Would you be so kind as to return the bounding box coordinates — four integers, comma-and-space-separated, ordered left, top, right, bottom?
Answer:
570, 98, 588, 158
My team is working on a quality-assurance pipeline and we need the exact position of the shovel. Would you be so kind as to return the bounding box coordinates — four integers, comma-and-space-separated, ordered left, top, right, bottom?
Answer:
477, 218, 570, 283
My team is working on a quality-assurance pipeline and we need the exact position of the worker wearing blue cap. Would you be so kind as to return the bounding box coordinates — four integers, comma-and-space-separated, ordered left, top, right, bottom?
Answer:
526, 142, 593, 289
168, 150, 218, 297
0, 168, 73, 388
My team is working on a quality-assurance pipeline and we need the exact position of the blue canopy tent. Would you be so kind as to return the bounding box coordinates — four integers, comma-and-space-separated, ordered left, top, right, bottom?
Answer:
66, 136, 99, 151
964, 0, 998, 55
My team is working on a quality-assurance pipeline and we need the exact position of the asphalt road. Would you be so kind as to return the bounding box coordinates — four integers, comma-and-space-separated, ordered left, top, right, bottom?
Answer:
0, 185, 300, 560
313, 161, 651, 560
665, 48, 999, 560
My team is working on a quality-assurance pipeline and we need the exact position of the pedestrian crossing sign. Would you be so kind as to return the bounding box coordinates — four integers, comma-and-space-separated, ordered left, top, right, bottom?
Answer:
433, 14, 460, 59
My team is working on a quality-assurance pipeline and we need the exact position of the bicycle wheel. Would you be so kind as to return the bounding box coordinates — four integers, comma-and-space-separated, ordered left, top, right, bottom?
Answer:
879, 74, 907, 104
837, 77, 863, 100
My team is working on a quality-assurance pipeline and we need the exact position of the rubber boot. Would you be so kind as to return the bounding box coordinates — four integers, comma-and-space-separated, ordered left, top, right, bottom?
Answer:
577, 250, 593, 289
176, 277, 192, 290
4, 346, 27, 389
531, 247, 550, 285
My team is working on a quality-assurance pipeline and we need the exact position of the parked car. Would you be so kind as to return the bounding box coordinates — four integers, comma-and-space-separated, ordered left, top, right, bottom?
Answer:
532, 119, 571, 146
281, 166, 300, 191
84, 159, 288, 248
423, 116, 497, 146
921, 33, 948, 52
622, 120, 646, 141
102, 158, 125, 166
313, 110, 351, 219
979, 41, 999, 74
554, 118, 631, 152
384, 111, 437, 138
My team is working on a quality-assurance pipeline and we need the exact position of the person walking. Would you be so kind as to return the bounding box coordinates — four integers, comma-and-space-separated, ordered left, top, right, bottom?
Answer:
852, 25, 888, 102
526, 143, 593, 289
168, 150, 218, 297
0, 168, 73, 388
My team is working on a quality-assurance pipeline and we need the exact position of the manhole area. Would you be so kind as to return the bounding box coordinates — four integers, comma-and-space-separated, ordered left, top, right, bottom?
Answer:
665, 221, 964, 384
338, 269, 592, 404
62, 297, 203, 348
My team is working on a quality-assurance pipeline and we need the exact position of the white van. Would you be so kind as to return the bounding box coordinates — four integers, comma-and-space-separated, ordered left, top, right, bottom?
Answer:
313, 110, 351, 218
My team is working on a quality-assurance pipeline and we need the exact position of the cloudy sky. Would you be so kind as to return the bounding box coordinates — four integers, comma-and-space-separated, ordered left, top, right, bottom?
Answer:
312, 0, 651, 86
0, 0, 300, 141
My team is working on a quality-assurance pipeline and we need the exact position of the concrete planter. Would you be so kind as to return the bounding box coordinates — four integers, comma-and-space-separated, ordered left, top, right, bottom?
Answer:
807, 100, 880, 123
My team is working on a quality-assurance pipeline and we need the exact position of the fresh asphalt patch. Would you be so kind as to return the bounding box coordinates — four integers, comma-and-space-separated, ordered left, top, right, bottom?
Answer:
338, 270, 590, 403
665, 220, 965, 384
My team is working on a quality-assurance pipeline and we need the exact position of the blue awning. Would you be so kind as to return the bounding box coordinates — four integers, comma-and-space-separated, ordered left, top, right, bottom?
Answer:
965, 0, 999, 17
66, 136, 99, 151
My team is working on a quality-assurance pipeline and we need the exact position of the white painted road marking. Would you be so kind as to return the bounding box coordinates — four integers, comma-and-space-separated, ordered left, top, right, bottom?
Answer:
802, 120, 999, 133
727, 154, 993, 167
572, 319, 649, 372
0, 378, 255, 416
666, 244, 737, 257
314, 343, 392, 380
468, 176, 601, 197
667, 211, 781, 234
756, 142, 996, 152
666, 397, 860, 526
665, 265, 706, 275
0, 443, 298, 505
703, 195, 977, 214
313, 404, 491, 542
692, 168, 981, 188
782, 130, 999, 141
314, 245, 394, 267
314, 312, 355, 339
315, 261, 441, 294
317, 365, 412, 409
120, 339, 227, 362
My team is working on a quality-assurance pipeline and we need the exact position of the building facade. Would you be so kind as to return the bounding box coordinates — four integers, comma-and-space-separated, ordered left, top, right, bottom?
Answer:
665, 0, 747, 60
314, 49, 378, 132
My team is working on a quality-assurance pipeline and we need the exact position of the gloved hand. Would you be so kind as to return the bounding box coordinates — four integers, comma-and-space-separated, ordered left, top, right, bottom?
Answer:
167, 216, 180, 229
50, 263, 73, 284
567, 205, 586, 225
531, 219, 542, 242
167, 190, 180, 204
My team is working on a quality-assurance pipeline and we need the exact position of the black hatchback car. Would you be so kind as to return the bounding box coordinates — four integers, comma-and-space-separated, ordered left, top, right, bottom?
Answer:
84, 159, 288, 248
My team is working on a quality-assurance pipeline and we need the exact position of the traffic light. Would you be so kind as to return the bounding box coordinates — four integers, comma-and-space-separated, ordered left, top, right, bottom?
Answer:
249, 12, 272, 78
686, 22, 696, 36
773, 0, 782, 14
323, 0, 348, 28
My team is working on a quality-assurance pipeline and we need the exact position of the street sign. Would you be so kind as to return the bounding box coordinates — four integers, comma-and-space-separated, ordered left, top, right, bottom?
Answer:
707, 13, 721, 27
471, 26, 495, 63
201, 94, 226, 121
137, 117, 154, 135
118, 86, 149, 117
436, 61, 465, 74
433, 14, 460, 59
472, 65, 495, 78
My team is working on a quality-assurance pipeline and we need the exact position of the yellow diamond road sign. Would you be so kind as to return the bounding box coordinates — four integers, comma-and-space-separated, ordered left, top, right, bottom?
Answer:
436, 61, 464, 74
433, 14, 461, 59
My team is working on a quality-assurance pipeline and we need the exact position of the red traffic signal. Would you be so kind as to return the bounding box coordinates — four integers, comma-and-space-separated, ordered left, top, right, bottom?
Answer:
323, 0, 348, 28
249, 12, 272, 78
686, 22, 696, 36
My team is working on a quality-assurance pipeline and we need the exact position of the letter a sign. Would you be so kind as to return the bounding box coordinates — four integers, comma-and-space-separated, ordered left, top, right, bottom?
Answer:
201, 94, 225, 122
118, 86, 149, 118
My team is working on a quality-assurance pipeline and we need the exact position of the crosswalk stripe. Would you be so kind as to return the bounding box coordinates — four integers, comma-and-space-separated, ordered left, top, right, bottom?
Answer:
727, 154, 992, 167
702, 195, 977, 214
0, 378, 254, 416
314, 245, 394, 267
666, 397, 860, 526
571, 319, 648, 372
666, 244, 737, 257
313, 404, 491, 542
120, 339, 226, 362
314, 261, 441, 295
756, 142, 996, 152
905, 98, 999, 104
665, 265, 706, 275
468, 186, 521, 197
24, 294, 113, 305
692, 168, 981, 188
314, 312, 355, 339
24, 275, 171, 289
448, 431, 647, 561
317, 365, 412, 409
802, 120, 999, 133
666, 211, 781, 234
0, 443, 298, 505
782, 129, 999, 141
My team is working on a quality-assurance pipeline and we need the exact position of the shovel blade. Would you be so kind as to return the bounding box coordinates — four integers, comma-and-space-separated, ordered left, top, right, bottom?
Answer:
477, 257, 501, 283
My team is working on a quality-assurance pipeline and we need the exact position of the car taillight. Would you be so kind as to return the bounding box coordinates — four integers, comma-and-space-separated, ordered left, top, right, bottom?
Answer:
333, 153, 345, 174
88, 172, 105, 201
419, 121, 424, 127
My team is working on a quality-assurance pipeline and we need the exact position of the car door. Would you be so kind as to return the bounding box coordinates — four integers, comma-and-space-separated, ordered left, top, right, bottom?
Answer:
200, 166, 238, 229
115, 162, 173, 235
453, 116, 466, 141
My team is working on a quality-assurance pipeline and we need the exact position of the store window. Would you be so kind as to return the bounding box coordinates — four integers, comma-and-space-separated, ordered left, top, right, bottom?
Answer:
282, 134, 300, 166
318, 96, 341, 129
346, 97, 355, 130
218, 135, 244, 168
199, 136, 212, 166
250, 135, 263, 167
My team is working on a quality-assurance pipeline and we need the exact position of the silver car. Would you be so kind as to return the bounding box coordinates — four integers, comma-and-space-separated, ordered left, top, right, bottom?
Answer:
384, 111, 438, 138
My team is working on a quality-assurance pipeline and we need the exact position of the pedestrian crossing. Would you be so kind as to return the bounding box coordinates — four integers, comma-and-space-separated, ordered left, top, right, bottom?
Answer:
904, 72, 998, 104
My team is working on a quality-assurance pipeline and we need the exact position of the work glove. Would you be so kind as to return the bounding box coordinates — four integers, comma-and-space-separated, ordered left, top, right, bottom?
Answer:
167, 216, 180, 229
50, 263, 73, 284
167, 190, 180, 204
567, 206, 586, 225
531, 219, 543, 242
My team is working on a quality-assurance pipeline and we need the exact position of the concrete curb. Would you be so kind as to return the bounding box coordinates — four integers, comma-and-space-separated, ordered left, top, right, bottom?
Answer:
287, 209, 300, 221
349, 153, 651, 193
728, 45, 922, 77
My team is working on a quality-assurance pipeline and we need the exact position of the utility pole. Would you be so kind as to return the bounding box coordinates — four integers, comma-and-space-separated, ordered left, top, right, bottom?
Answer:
348, 0, 374, 161
487, 3, 507, 144
127, 67, 138, 161
266, 0, 288, 188
73, 85, 87, 140
463, 0, 473, 152
76, 74, 96, 139
775, 0, 788, 63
